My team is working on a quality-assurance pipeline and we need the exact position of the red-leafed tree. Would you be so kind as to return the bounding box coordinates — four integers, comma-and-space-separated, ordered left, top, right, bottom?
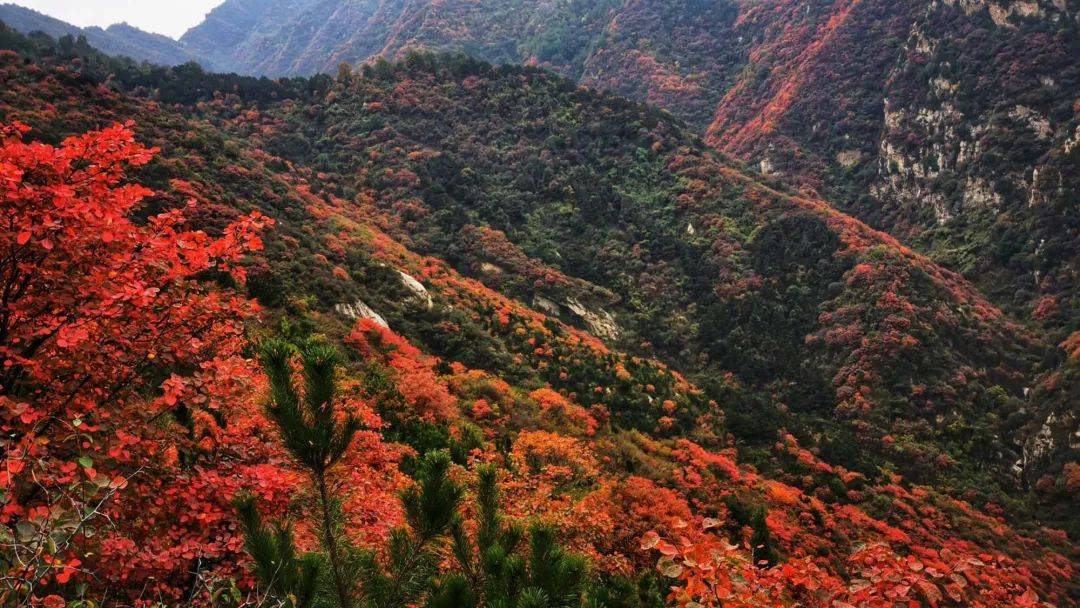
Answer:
0, 122, 270, 604
642, 523, 1054, 608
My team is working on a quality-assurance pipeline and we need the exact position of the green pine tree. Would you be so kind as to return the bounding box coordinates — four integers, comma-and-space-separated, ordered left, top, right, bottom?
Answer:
427, 465, 588, 608
234, 496, 324, 608
581, 574, 666, 608
260, 338, 361, 608
242, 338, 629, 608
749, 505, 778, 568
356, 451, 464, 608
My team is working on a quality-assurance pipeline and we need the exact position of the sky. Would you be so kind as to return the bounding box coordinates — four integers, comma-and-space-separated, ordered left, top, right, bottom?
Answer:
7, 1, 223, 39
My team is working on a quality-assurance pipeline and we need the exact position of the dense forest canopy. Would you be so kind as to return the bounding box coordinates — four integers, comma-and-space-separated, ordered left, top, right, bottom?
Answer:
0, 6, 1076, 608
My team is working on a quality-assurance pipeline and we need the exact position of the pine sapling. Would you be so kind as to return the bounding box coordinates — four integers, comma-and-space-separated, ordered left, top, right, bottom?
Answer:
260, 339, 361, 608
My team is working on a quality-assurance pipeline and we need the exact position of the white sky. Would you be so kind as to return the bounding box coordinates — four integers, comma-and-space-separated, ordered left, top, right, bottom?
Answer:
6, 1, 223, 39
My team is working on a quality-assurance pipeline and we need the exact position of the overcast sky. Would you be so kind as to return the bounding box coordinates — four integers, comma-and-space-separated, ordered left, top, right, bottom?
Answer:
7, 1, 223, 39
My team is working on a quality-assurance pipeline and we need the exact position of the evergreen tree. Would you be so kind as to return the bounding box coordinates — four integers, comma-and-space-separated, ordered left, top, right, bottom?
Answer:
244, 339, 613, 608
259, 338, 361, 608
749, 505, 778, 568
582, 574, 665, 608
427, 465, 588, 608
234, 496, 324, 608
355, 451, 464, 608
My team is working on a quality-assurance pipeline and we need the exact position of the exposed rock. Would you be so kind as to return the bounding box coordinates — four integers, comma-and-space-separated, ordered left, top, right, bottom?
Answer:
334, 299, 388, 328
989, 3, 1016, 27
1022, 410, 1080, 477
1028, 168, 1044, 207
910, 24, 935, 54
836, 150, 863, 168
399, 270, 433, 310
957, 139, 981, 166
1009, 105, 1052, 140
480, 262, 504, 275
971, 0, 1049, 27
532, 295, 562, 317
914, 104, 961, 131
759, 157, 776, 176
564, 297, 620, 341
931, 198, 953, 225
1023, 413, 1056, 471
528, 293, 621, 341
1064, 124, 1080, 155
1013, 1, 1044, 17
962, 177, 1002, 209
931, 76, 959, 96
883, 105, 904, 130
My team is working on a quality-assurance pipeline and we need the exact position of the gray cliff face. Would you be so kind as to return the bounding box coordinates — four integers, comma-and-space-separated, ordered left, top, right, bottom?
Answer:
863, 0, 1079, 326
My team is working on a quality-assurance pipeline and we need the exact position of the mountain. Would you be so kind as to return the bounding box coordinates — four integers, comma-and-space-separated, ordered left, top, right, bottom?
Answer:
4, 13, 1075, 525
254, 53, 1041, 489
0, 13, 1075, 608
164, 0, 1080, 491
5, 0, 1075, 334
165, 0, 1080, 522
179, 0, 322, 72
1, 26, 1076, 606
166, 0, 1080, 334
0, 3, 202, 67
703, 0, 1080, 338
175, 0, 742, 125
178, 0, 613, 78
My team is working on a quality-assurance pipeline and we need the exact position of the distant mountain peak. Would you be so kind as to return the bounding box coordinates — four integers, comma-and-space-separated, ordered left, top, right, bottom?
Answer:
0, 3, 201, 66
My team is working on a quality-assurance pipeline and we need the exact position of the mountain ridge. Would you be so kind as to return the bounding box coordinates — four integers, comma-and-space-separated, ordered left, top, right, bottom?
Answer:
0, 2, 204, 67
1, 0, 1075, 533
0, 20, 1076, 607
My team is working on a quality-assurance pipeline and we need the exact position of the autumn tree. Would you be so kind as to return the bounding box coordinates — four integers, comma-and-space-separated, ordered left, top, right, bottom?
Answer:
0, 121, 268, 604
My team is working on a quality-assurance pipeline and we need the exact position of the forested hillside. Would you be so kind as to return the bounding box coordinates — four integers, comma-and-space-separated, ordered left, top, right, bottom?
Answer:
704, 0, 1080, 338
0, 14, 1076, 608
6, 0, 1072, 341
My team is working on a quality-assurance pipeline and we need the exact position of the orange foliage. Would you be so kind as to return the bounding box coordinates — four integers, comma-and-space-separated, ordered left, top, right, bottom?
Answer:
531, 387, 599, 436
510, 430, 599, 482
346, 319, 456, 422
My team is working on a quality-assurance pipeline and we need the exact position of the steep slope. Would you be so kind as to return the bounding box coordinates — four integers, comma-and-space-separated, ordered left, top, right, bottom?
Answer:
172, 0, 747, 128
696, 1, 1080, 512
576, 0, 741, 129
179, 0, 322, 72
0, 3, 202, 67
179, 0, 622, 78
704, 0, 913, 173
706, 0, 1080, 336
0, 31, 1074, 607
165, 0, 1080, 338
168, 0, 755, 130
870, 0, 1079, 333
210, 54, 1063, 516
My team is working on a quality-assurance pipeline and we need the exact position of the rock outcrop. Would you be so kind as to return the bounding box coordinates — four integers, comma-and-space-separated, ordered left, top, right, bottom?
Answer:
334, 299, 388, 328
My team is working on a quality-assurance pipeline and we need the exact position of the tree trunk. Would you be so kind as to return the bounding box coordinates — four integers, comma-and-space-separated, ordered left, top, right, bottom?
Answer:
316, 472, 352, 608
